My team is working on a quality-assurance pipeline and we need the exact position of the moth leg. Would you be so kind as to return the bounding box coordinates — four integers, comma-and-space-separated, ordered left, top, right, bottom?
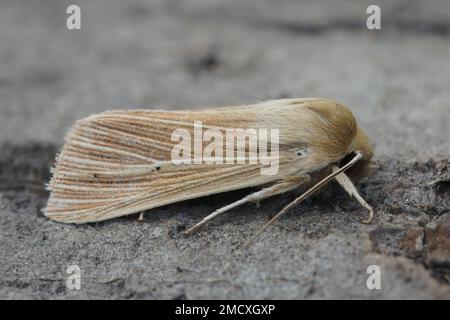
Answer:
138, 212, 144, 222
331, 165, 374, 223
242, 151, 365, 247
183, 175, 309, 236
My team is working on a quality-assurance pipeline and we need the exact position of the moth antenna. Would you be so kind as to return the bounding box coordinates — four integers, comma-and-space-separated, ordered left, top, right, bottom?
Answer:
183, 176, 307, 236
331, 165, 373, 224
243, 151, 363, 248
183, 196, 250, 236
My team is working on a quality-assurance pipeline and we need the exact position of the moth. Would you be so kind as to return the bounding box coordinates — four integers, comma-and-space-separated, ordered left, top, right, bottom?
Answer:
44, 98, 375, 241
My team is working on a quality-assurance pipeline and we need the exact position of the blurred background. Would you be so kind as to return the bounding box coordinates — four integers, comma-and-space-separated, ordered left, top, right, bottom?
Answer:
0, 0, 449, 299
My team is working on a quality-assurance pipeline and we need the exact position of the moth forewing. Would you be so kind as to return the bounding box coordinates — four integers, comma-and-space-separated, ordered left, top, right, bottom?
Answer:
44, 98, 374, 230
45, 103, 284, 222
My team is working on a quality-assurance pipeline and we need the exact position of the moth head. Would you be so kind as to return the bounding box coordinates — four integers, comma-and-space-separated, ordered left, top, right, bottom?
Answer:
282, 98, 375, 177
340, 127, 375, 178
300, 100, 374, 177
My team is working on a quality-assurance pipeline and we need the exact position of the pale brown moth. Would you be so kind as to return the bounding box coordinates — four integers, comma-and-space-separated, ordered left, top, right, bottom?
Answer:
44, 98, 374, 241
